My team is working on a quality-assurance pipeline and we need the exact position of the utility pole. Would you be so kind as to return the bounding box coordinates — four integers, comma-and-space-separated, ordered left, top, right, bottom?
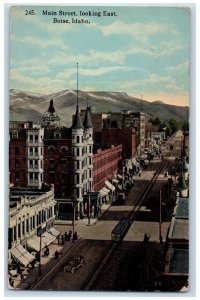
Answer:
39, 232, 42, 276
72, 198, 75, 242
88, 192, 91, 225
159, 190, 162, 244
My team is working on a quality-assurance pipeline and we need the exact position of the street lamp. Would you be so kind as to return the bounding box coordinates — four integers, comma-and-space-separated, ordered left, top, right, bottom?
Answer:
159, 190, 163, 244
72, 197, 76, 242
39, 231, 45, 276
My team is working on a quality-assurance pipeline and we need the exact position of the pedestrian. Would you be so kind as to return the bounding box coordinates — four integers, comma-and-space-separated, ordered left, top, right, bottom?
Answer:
68, 230, 72, 240
62, 235, 64, 245
159, 235, 163, 244
17, 265, 20, 274
55, 250, 59, 259
143, 233, 150, 243
74, 231, 78, 240
20, 272, 25, 283
44, 246, 49, 257
65, 231, 67, 241
10, 279, 14, 288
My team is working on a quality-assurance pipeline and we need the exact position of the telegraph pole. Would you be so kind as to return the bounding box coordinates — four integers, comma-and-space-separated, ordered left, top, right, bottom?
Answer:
39, 232, 42, 276
88, 192, 91, 225
159, 190, 163, 243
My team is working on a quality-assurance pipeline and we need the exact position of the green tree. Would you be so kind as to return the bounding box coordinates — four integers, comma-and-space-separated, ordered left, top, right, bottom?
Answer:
169, 118, 180, 134
152, 117, 161, 125
159, 122, 172, 137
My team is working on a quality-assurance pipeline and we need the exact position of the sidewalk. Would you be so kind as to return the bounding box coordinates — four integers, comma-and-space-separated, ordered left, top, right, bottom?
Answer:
54, 204, 111, 227
9, 238, 80, 290
9, 204, 112, 290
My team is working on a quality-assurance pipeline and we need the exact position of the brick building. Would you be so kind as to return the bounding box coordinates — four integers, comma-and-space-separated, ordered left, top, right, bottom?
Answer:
9, 100, 126, 220
100, 128, 136, 159
79, 110, 145, 155
93, 144, 123, 192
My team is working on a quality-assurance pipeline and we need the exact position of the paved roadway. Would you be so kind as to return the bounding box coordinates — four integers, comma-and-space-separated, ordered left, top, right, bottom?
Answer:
33, 154, 177, 291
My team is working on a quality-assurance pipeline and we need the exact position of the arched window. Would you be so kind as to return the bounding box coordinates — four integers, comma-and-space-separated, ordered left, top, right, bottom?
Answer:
54, 131, 61, 139
48, 146, 55, 154
61, 146, 68, 155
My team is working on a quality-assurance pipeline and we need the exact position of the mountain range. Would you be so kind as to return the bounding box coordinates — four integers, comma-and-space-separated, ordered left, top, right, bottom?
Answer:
10, 89, 188, 127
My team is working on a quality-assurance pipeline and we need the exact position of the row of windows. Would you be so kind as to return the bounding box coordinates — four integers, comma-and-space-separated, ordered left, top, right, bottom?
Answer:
93, 166, 117, 184
73, 157, 92, 169
28, 147, 43, 156
48, 159, 70, 170
28, 173, 43, 182
28, 134, 41, 143
73, 169, 92, 185
72, 146, 92, 157
29, 159, 43, 169
94, 155, 121, 169
48, 146, 68, 155
49, 173, 69, 184
72, 135, 92, 143
11, 207, 54, 242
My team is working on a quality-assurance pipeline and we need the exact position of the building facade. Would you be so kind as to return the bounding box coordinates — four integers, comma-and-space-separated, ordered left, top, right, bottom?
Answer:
8, 184, 56, 250
93, 144, 123, 192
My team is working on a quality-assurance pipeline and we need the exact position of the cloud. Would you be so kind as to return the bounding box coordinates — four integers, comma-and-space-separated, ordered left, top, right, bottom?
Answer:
11, 65, 51, 76
48, 48, 127, 66
92, 20, 178, 43
10, 68, 66, 94
57, 66, 139, 79
11, 35, 68, 50
165, 60, 189, 74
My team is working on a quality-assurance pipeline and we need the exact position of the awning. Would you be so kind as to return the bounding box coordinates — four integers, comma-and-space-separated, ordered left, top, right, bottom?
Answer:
112, 178, 119, 184
27, 235, 46, 252
11, 244, 35, 267
105, 180, 115, 192
117, 174, 123, 180
48, 227, 61, 237
117, 185, 123, 191
42, 231, 56, 246
99, 187, 110, 197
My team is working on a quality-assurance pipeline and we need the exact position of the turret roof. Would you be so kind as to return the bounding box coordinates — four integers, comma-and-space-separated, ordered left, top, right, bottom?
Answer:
83, 106, 93, 129
72, 105, 84, 129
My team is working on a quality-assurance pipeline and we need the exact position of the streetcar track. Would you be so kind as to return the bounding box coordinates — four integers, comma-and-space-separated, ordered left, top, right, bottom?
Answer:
84, 156, 170, 290
30, 156, 171, 291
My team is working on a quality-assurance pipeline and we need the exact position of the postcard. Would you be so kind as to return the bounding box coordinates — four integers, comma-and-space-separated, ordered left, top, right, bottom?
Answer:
8, 5, 190, 292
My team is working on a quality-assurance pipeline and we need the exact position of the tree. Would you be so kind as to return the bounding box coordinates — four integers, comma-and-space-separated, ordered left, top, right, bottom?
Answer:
152, 117, 161, 125
159, 122, 172, 137
169, 118, 180, 134
149, 117, 162, 125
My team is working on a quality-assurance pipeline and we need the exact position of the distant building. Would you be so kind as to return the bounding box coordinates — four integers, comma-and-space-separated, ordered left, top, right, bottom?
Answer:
101, 128, 136, 159
78, 110, 145, 155
145, 123, 165, 148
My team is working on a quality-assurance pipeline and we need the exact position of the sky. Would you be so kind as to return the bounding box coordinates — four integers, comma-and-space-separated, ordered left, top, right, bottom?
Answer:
10, 5, 190, 106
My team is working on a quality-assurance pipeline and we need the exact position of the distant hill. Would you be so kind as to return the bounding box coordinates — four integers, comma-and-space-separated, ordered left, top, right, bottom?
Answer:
9, 89, 188, 127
